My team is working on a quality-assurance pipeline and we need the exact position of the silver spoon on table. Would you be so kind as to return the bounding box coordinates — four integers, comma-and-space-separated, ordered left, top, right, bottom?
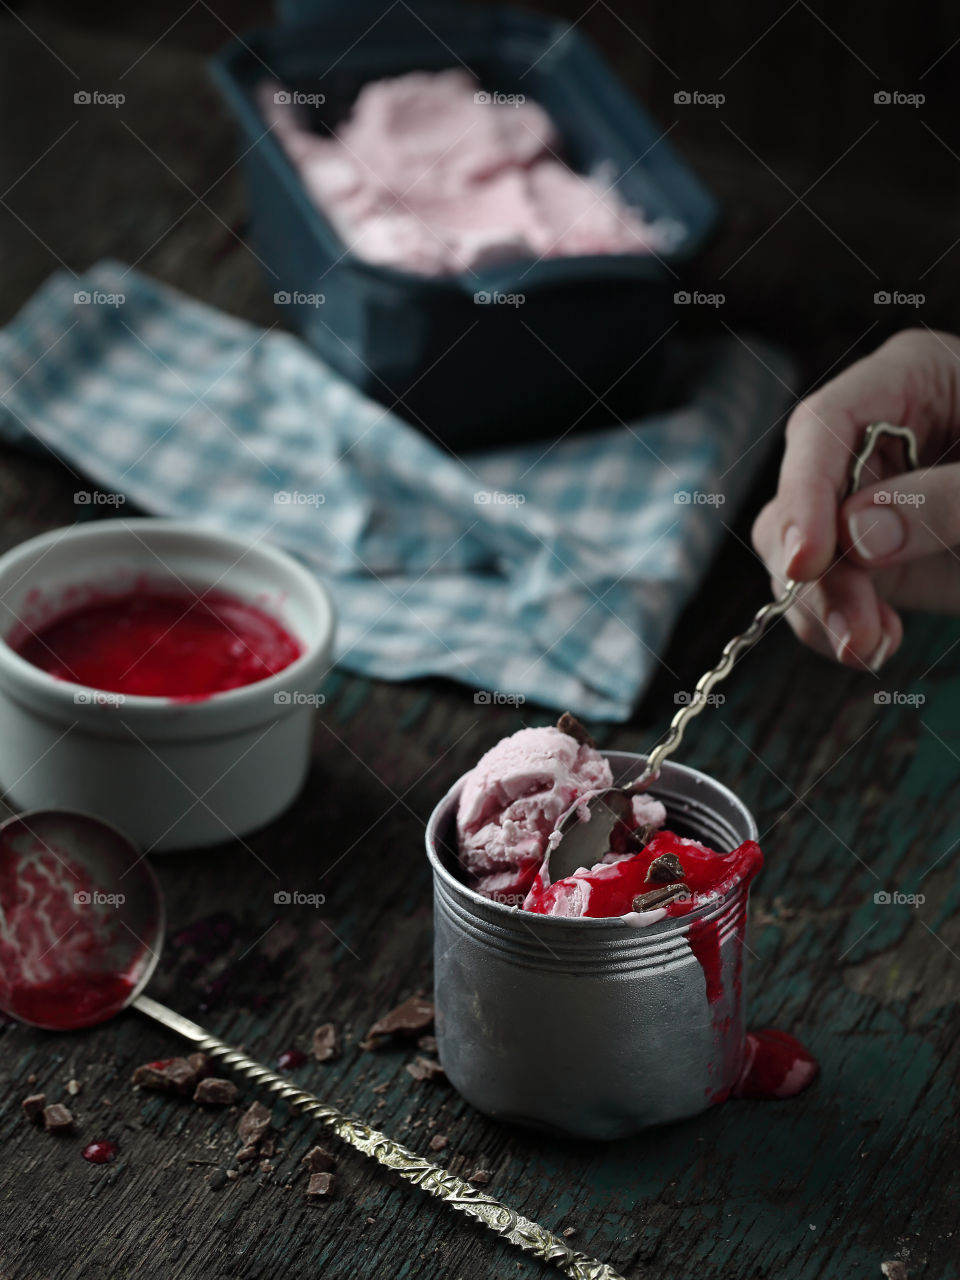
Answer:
549, 421, 919, 883
0, 809, 624, 1280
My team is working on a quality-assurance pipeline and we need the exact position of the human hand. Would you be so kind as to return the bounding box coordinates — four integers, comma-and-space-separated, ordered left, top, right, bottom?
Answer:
752, 329, 960, 669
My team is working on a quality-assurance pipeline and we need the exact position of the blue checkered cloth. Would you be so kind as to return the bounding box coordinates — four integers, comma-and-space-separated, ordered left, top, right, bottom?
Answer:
0, 262, 795, 721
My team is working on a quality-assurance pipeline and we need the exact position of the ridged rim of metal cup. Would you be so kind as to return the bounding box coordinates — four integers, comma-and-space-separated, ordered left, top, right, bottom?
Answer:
425, 751, 759, 935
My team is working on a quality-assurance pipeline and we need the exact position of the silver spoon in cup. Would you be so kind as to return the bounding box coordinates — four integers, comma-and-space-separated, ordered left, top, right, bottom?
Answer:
548, 422, 919, 883
0, 808, 625, 1280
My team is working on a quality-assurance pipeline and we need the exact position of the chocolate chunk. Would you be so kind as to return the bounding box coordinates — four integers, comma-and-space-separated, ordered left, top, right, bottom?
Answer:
557, 712, 597, 749
365, 996, 435, 1047
645, 852, 685, 884
417, 1034, 438, 1055
43, 1103, 74, 1132
302, 1145, 336, 1174
188, 1052, 212, 1080
237, 1101, 272, 1145
132, 1057, 199, 1095
631, 883, 688, 912
312, 1022, 341, 1062
468, 1169, 491, 1185
305, 1171, 335, 1198
428, 1134, 448, 1152
405, 1056, 446, 1083
194, 1077, 239, 1106
881, 1264, 907, 1280
22, 1093, 46, 1123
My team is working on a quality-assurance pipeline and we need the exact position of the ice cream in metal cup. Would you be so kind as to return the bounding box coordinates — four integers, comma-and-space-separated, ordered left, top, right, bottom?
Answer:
425, 750, 759, 1140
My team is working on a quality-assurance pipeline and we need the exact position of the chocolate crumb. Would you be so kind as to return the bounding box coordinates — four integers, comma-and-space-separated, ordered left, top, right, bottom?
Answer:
132, 1057, 199, 1095
237, 1100, 272, 1145
428, 1134, 448, 1152
194, 1077, 239, 1106
468, 1169, 491, 1185
65, 1079, 80, 1096
188, 1052, 212, 1080
302, 1146, 336, 1174
312, 1022, 341, 1062
881, 1264, 907, 1280
631, 883, 688, 912
43, 1103, 74, 1132
22, 1093, 46, 1123
208, 1169, 229, 1191
365, 996, 435, 1048
366, 1217, 376, 1225
236, 1144, 259, 1163
305, 1172, 335, 1199
405, 1056, 446, 1083
259, 1159, 274, 1174
371, 1082, 389, 1094
417, 1035, 438, 1055
557, 712, 596, 749
563, 1227, 577, 1238
645, 852, 685, 884
27, 1073, 37, 1085
225, 1169, 240, 1181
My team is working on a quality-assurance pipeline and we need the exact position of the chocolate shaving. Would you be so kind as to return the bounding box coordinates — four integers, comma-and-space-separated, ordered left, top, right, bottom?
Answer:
405, 1056, 446, 1083
194, 1077, 239, 1106
22, 1093, 46, 1123
306, 1171, 335, 1198
364, 995, 434, 1048
43, 1103, 74, 1132
312, 1022, 341, 1062
557, 712, 596, 749
302, 1145, 336, 1174
132, 1057, 200, 1095
237, 1101, 272, 1146
631, 883, 689, 912
645, 852, 685, 884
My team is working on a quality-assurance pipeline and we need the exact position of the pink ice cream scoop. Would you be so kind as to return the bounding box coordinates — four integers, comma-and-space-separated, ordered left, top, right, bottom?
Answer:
456, 725, 666, 901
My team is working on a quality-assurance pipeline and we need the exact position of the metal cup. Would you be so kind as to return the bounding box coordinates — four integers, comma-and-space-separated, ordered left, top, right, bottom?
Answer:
425, 751, 759, 1140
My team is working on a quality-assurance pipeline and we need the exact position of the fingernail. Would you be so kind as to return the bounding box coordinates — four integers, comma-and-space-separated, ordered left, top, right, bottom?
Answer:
868, 632, 892, 672
783, 523, 804, 576
827, 610, 851, 661
848, 509, 906, 560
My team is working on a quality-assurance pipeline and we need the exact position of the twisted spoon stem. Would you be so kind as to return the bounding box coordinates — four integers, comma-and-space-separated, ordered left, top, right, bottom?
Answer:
133, 995, 626, 1280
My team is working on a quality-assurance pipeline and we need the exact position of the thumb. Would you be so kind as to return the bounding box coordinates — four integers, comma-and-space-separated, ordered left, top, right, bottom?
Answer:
842, 463, 960, 565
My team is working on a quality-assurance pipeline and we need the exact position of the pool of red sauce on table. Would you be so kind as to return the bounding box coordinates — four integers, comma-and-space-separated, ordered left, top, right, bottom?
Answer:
524, 829, 819, 1103
11, 588, 301, 700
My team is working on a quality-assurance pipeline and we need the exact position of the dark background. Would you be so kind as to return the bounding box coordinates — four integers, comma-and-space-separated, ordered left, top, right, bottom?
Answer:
3, 0, 957, 379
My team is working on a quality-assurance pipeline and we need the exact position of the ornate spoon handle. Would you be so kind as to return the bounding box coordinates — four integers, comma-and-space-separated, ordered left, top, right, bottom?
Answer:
134, 995, 626, 1280
636, 421, 919, 789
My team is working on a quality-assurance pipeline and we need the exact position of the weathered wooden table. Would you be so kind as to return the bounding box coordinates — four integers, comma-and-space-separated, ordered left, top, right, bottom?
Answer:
1, 4, 959, 1278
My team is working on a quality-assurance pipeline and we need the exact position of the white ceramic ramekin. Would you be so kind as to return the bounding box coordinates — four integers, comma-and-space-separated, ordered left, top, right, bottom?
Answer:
0, 520, 335, 851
